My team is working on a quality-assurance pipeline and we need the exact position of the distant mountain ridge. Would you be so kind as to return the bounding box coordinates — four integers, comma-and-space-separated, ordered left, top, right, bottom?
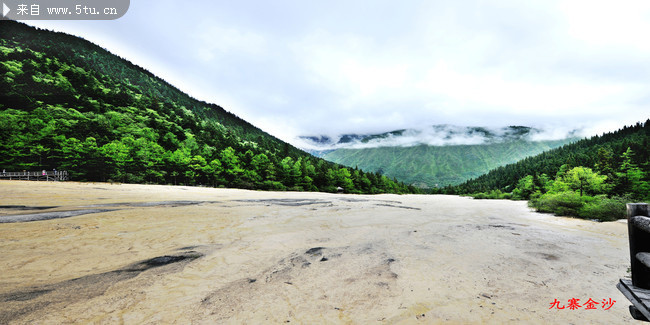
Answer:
299, 125, 580, 151
299, 125, 579, 188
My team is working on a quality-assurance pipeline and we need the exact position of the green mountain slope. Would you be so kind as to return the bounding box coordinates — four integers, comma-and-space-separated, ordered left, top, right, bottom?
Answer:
321, 139, 575, 188
0, 21, 416, 194
451, 120, 650, 194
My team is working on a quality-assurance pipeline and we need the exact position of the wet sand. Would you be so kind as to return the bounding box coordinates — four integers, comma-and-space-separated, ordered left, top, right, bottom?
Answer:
0, 181, 632, 324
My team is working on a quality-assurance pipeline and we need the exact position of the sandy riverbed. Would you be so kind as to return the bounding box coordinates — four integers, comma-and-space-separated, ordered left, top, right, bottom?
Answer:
0, 181, 633, 324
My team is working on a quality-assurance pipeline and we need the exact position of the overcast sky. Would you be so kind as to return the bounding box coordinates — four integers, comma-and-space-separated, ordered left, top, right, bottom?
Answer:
27, 0, 650, 145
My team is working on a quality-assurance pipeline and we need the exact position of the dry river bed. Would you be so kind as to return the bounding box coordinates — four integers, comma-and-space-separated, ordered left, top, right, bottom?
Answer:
0, 181, 633, 324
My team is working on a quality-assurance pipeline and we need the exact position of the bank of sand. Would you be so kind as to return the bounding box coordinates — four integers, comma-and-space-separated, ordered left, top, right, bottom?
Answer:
0, 181, 633, 324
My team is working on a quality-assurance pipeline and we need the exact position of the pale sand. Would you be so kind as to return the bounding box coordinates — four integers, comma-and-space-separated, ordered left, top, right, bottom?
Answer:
0, 181, 632, 324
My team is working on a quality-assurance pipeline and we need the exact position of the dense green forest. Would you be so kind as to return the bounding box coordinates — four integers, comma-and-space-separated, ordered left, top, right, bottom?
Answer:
444, 121, 650, 220
321, 139, 574, 188
0, 21, 417, 194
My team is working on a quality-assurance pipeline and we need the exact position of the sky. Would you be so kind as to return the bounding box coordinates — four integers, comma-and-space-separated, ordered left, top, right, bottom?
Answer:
26, 0, 650, 146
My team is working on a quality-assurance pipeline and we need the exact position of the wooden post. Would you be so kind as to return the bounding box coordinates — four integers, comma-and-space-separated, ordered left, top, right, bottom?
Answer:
628, 203, 650, 289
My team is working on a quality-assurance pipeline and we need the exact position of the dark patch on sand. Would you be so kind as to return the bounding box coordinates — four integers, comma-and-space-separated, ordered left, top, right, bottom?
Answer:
0, 209, 116, 223
129, 201, 217, 207
83, 201, 218, 208
336, 198, 371, 203
1, 289, 53, 302
374, 203, 421, 210
528, 252, 560, 261
0, 201, 223, 223
0, 250, 203, 323
468, 223, 518, 231
0, 205, 58, 211
487, 224, 516, 230
235, 199, 332, 207
305, 247, 325, 256
135, 254, 200, 269
178, 245, 200, 251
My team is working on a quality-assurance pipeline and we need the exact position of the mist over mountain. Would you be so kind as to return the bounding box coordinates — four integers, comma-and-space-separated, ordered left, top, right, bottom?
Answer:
298, 125, 581, 152
299, 125, 580, 188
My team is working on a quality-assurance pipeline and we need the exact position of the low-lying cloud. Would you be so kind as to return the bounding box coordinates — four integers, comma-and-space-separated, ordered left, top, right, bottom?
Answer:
297, 125, 583, 151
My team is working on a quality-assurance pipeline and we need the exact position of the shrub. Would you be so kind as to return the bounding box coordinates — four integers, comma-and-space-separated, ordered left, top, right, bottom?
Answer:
261, 180, 286, 191
578, 196, 628, 221
471, 189, 514, 200
473, 193, 487, 199
529, 191, 587, 217
530, 192, 627, 221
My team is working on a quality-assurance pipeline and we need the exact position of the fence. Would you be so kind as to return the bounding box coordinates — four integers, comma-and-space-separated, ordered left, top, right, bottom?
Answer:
618, 203, 650, 322
0, 170, 68, 181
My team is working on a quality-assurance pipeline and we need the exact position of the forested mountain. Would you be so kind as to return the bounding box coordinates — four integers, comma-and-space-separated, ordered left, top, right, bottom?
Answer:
450, 120, 650, 194
445, 120, 650, 221
301, 125, 576, 188
0, 21, 417, 194
320, 140, 574, 187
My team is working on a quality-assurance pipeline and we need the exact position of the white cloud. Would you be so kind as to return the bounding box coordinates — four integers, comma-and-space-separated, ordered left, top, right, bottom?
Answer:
560, 0, 650, 52
295, 124, 586, 151
26, 0, 650, 145
193, 24, 267, 62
